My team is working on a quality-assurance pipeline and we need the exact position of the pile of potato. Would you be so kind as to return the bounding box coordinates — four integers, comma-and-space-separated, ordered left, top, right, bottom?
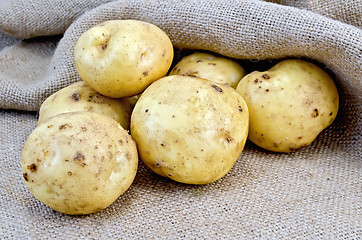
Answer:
21, 20, 339, 215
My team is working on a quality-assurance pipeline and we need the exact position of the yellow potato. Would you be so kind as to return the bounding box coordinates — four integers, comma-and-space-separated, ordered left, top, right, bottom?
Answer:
236, 59, 339, 152
73, 19, 174, 98
169, 52, 246, 88
131, 75, 249, 185
38, 81, 133, 129
21, 112, 138, 215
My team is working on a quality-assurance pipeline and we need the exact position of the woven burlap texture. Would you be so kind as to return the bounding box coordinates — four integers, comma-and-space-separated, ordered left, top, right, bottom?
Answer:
0, 0, 361, 239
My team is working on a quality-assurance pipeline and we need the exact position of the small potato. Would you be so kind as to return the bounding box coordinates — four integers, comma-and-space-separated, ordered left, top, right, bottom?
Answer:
73, 20, 174, 98
236, 59, 339, 152
38, 81, 133, 129
21, 112, 138, 215
131, 75, 249, 185
169, 52, 246, 88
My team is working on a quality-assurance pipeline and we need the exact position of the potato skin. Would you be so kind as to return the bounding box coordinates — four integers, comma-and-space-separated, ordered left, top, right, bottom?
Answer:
169, 52, 246, 88
73, 20, 174, 98
236, 59, 339, 152
21, 112, 138, 215
38, 81, 133, 129
131, 75, 249, 185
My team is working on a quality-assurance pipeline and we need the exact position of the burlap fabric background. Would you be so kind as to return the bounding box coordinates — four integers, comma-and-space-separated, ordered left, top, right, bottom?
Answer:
1, 0, 361, 238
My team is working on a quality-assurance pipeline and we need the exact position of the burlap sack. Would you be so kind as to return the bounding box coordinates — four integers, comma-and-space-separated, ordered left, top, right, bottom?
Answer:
0, 0, 361, 239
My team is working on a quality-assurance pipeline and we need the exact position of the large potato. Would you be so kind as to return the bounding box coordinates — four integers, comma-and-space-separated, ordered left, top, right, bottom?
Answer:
169, 52, 246, 88
131, 75, 249, 185
236, 59, 339, 152
73, 19, 174, 98
21, 112, 138, 215
38, 81, 133, 129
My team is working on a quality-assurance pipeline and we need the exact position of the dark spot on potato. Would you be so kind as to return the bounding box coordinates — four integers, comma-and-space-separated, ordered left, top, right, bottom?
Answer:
23, 173, 28, 181
59, 123, 71, 130
47, 125, 53, 128
311, 109, 319, 117
118, 140, 123, 145
74, 151, 86, 166
211, 84, 223, 93
225, 131, 234, 143
81, 126, 87, 132
172, 115, 175, 118
329, 112, 333, 116
168, 173, 173, 177
262, 74, 270, 79
238, 106, 243, 112
95, 145, 99, 149
258, 86, 262, 89
88, 92, 105, 103
273, 142, 280, 148
254, 79, 259, 83
160, 143, 165, 147
143, 71, 148, 76
265, 89, 269, 92
100, 43, 107, 51
208, 63, 216, 66
155, 162, 160, 167
298, 136, 303, 139
145, 109, 149, 113
68, 171, 72, 176
27, 163, 37, 172
197, 60, 202, 63
71, 93, 80, 101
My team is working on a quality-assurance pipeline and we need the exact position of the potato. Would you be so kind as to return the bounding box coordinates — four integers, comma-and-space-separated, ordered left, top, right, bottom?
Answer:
131, 75, 249, 185
73, 19, 174, 98
236, 59, 339, 152
21, 112, 138, 215
38, 81, 133, 129
169, 52, 246, 88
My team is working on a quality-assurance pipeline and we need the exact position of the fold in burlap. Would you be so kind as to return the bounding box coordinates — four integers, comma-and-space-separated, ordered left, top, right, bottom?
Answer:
0, 0, 361, 238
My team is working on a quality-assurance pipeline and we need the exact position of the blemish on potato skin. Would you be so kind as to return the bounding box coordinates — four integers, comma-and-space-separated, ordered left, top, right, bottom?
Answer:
143, 71, 148, 76
262, 74, 270, 79
211, 84, 223, 93
88, 92, 105, 103
23, 173, 29, 181
273, 142, 280, 148
27, 163, 37, 172
68, 171, 73, 176
238, 106, 243, 112
59, 123, 71, 130
254, 79, 259, 83
311, 109, 319, 117
208, 63, 216, 66
70, 93, 80, 101
73, 151, 86, 167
